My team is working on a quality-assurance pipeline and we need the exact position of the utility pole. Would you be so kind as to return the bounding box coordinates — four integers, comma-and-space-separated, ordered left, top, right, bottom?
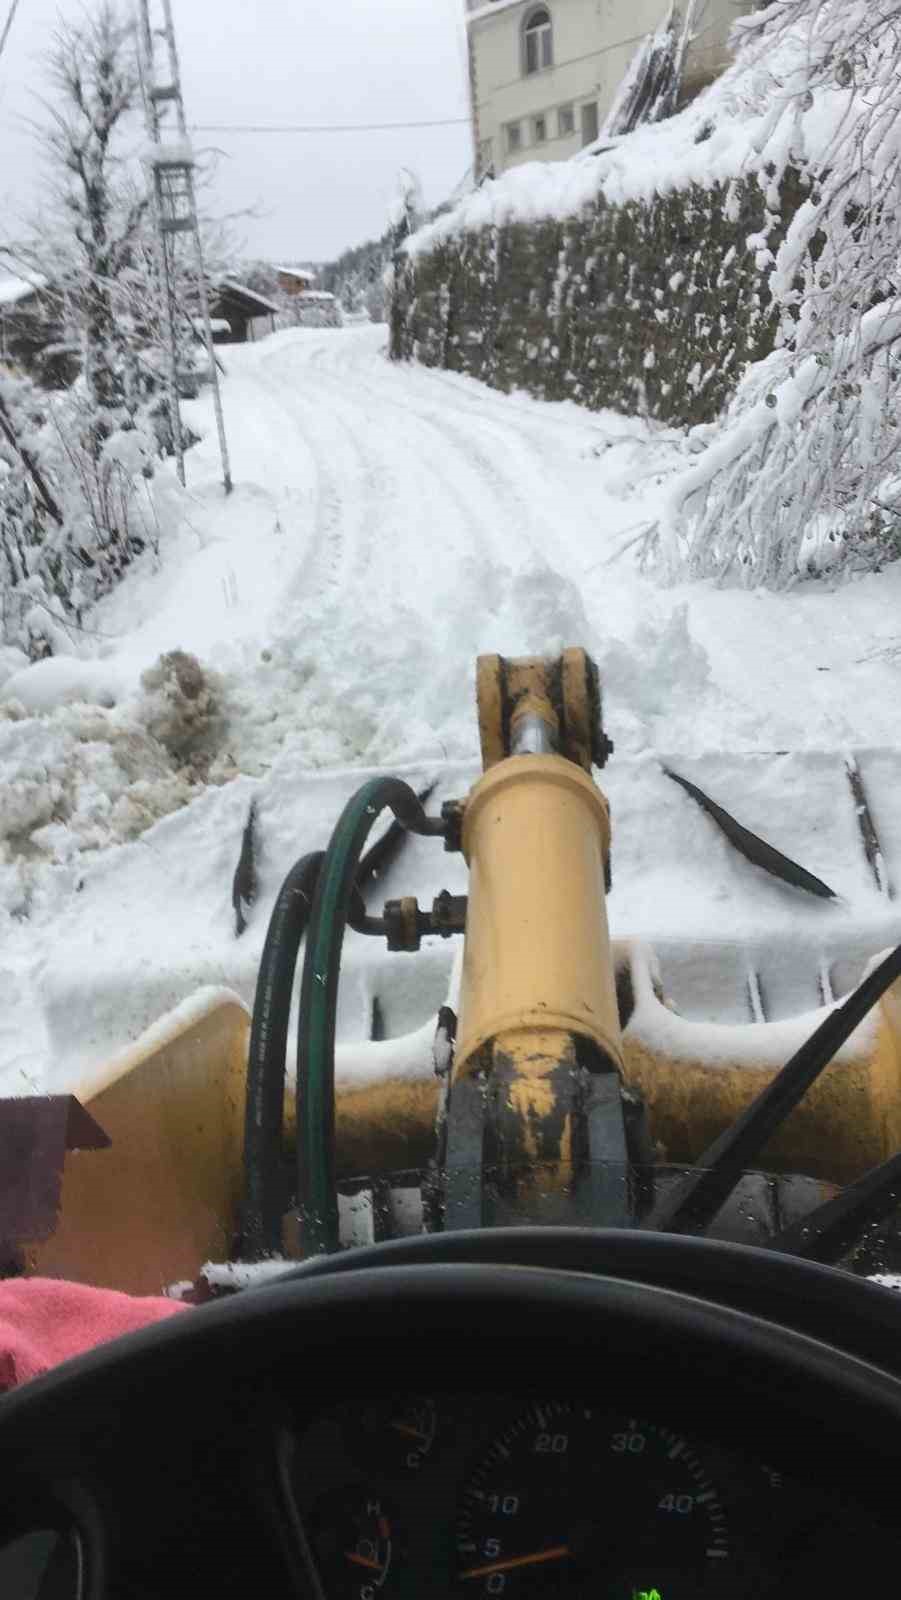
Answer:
136, 0, 232, 494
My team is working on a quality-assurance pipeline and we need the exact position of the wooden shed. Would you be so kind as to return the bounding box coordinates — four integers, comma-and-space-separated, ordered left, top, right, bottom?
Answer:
209, 280, 279, 344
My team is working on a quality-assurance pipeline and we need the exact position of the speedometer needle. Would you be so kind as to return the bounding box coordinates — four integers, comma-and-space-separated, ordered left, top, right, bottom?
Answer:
345, 1553, 383, 1571
459, 1546, 570, 1580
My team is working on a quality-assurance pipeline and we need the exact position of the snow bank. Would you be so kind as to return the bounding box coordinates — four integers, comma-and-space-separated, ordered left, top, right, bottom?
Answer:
0, 273, 47, 307
0, 698, 198, 878
1, 656, 132, 714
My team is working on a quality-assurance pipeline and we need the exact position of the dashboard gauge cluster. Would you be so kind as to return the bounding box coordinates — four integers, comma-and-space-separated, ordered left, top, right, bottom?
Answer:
286, 1392, 897, 1598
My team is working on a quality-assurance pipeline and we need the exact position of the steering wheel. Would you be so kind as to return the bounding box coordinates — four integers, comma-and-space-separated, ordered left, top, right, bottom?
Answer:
2, 1232, 901, 1598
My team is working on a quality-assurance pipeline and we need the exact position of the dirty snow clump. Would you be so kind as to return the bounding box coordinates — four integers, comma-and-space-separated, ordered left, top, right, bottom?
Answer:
137, 650, 225, 772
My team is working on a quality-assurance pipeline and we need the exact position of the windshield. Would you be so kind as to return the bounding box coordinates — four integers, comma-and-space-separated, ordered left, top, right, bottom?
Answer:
2, 0, 901, 1314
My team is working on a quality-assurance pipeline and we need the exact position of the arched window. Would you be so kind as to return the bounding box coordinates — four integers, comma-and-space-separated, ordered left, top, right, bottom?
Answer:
523, 7, 553, 76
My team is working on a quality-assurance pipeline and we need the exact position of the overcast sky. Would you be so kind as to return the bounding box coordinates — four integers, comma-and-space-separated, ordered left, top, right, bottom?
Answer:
0, 0, 473, 265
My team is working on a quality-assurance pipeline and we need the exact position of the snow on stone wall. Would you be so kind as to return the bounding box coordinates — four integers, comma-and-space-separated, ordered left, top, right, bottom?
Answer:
390, 12, 830, 426
392, 167, 806, 428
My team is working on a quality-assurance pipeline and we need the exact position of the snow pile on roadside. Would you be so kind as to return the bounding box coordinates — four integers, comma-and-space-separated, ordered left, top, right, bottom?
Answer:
2, 655, 129, 713
0, 643, 236, 899
0, 702, 193, 883
0, 443, 299, 882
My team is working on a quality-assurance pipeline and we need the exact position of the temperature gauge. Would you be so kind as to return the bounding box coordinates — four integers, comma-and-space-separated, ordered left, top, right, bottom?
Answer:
310, 1487, 406, 1600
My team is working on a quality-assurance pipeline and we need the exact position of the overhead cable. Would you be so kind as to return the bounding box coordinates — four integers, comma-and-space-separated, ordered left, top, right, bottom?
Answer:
190, 115, 470, 135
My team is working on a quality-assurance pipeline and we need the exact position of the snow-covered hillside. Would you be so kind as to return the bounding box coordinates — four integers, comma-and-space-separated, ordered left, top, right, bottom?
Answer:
3, 325, 901, 1096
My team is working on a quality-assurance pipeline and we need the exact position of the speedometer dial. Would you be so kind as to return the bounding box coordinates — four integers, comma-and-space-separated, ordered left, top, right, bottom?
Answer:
455, 1402, 730, 1598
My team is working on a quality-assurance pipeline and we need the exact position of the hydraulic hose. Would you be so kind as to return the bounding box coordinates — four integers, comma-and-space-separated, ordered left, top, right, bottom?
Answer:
296, 777, 443, 1256
241, 852, 323, 1259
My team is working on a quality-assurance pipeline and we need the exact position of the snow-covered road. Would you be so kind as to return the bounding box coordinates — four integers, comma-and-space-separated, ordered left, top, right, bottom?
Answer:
4, 326, 901, 1096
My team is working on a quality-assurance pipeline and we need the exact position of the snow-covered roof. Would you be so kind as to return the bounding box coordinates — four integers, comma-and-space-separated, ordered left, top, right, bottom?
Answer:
0, 272, 48, 308
276, 264, 317, 282
216, 279, 280, 315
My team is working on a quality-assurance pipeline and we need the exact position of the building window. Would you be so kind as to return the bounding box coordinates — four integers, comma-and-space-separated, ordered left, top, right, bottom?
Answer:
533, 114, 547, 144
523, 7, 553, 76
581, 100, 599, 147
558, 103, 574, 137
506, 122, 522, 153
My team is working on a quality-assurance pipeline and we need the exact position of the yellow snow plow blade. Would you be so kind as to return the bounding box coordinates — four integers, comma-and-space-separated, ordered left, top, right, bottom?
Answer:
23, 993, 439, 1293
23, 950, 901, 1293
13, 645, 901, 1292
28, 993, 250, 1295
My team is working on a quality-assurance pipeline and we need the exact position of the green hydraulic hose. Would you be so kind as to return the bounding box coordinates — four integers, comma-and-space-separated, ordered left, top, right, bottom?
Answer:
296, 777, 444, 1256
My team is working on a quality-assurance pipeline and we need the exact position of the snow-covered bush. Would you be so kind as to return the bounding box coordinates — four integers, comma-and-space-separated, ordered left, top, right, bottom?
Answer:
0, 4, 208, 655
0, 372, 157, 657
663, 0, 901, 587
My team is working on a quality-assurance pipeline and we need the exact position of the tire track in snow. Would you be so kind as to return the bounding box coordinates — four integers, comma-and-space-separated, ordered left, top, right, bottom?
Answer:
338, 362, 591, 580
258, 339, 519, 596
217, 330, 658, 770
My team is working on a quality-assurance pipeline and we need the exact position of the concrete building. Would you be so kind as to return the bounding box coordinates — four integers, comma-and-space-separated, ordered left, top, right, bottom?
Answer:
465, 0, 755, 178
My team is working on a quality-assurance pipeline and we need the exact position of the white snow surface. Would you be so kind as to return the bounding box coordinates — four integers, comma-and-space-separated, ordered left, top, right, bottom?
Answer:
3, 325, 901, 1098
0, 273, 47, 307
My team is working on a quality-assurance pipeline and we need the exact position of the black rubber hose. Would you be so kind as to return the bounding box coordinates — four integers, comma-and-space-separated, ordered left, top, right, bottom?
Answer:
296, 777, 443, 1257
241, 851, 323, 1260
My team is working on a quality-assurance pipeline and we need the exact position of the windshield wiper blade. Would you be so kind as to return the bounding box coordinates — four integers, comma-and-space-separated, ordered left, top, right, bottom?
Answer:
663, 766, 837, 901
767, 1151, 901, 1266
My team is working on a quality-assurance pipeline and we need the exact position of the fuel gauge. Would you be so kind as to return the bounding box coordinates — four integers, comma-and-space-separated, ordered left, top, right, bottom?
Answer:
353, 1394, 439, 1474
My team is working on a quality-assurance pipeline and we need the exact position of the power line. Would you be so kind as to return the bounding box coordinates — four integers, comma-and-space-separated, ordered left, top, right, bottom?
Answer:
189, 115, 470, 135
0, 0, 23, 63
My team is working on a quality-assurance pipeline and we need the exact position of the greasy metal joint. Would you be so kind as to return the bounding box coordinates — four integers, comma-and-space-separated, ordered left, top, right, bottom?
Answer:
441, 798, 466, 854
384, 893, 468, 951
510, 711, 559, 756
476, 648, 612, 774
431, 890, 467, 938
384, 896, 429, 952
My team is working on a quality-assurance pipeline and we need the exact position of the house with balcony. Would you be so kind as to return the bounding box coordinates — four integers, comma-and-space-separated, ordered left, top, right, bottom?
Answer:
465, 0, 755, 179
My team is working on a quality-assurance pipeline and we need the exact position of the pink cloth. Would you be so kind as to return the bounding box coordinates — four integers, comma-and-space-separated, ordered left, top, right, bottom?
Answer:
0, 1277, 189, 1391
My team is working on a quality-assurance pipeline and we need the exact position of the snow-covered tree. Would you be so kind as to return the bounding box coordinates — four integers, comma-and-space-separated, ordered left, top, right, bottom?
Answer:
388, 168, 425, 355
38, 3, 148, 423
388, 168, 425, 255
0, 4, 161, 654
662, 0, 901, 587
0, 366, 157, 658
601, 0, 701, 139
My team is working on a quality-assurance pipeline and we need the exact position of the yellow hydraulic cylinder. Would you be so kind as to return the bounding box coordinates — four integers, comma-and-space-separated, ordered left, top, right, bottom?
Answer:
454, 753, 623, 1079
